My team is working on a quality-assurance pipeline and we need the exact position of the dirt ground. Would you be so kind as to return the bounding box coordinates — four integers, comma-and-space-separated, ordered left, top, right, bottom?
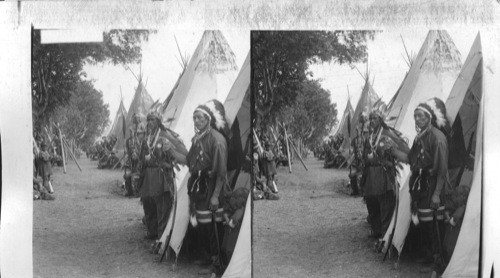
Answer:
34, 156, 431, 278
33, 157, 204, 278
253, 157, 429, 278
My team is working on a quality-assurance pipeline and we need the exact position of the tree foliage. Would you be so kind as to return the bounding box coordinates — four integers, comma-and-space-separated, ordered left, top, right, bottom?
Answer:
252, 30, 375, 130
32, 29, 150, 125
31, 28, 151, 145
52, 81, 110, 150
277, 80, 338, 147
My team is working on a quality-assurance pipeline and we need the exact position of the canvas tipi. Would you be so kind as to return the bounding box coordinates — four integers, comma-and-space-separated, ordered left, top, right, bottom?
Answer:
333, 98, 354, 141
220, 52, 251, 278
107, 98, 127, 140
114, 76, 154, 152
162, 36, 190, 111
386, 70, 409, 113
441, 33, 484, 278
350, 76, 380, 133
382, 30, 463, 255
479, 29, 500, 278
158, 30, 239, 259
339, 76, 380, 154
386, 37, 415, 113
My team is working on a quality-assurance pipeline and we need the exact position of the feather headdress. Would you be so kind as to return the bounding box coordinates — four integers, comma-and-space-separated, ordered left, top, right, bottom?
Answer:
194, 99, 230, 138
415, 97, 451, 136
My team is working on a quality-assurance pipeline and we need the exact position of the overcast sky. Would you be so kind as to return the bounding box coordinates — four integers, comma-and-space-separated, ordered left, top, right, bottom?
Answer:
83, 29, 249, 133
310, 29, 479, 124
83, 29, 479, 134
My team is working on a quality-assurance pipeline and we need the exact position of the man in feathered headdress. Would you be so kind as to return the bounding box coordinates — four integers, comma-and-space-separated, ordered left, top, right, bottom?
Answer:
139, 110, 187, 242
186, 99, 232, 276
349, 114, 369, 196
391, 97, 451, 274
360, 107, 409, 245
124, 121, 146, 197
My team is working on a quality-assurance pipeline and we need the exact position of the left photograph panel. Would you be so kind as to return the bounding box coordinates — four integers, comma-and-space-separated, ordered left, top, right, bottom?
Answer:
31, 28, 251, 278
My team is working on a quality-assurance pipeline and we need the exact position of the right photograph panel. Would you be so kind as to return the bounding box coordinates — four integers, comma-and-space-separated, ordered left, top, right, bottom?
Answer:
251, 30, 483, 277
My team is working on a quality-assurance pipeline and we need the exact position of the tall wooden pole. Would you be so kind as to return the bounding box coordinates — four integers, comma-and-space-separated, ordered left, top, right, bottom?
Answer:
44, 127, 57, 156
252, 129, 264, 154
288, 137, 308, 171
57, 124, 67, 174
283, 125, 292, 173
269, 126, 282, 154
72, 139, 75, 159
62, 138, 82, 171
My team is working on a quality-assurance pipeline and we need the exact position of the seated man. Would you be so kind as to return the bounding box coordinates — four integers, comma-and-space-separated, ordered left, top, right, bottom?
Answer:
252, 152, 279, 201
443, 184, 470, 266
222, 187, 250, 266
33, 177, 55, 201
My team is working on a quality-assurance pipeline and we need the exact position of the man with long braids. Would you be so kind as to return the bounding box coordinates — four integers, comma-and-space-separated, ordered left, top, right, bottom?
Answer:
139, 111, 187, 242
391, 97, 451, 274
124, 114, 145, 197
361, 108, 409, 243
349, 116, 368, 197
186, 99, 231, 277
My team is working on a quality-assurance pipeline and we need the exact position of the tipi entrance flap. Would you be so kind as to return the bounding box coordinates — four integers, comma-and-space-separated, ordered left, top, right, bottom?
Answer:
221, 193, 252, 278
382, 30, 463, 254
442, 67, 483, 278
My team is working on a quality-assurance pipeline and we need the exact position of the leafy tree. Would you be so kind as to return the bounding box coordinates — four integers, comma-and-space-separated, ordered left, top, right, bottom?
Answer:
52, 81, 110, 149
277, 80, 338, 148
31, 29, 151, 129
252, 30, 375, 128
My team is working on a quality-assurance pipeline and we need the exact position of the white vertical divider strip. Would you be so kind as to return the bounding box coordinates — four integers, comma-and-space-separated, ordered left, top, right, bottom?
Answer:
0, 25, 33, 277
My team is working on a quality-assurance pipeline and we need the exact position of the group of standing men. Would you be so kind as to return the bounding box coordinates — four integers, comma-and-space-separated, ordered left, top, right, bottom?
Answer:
123, 100, 248, 277
349, 97, 464, 275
